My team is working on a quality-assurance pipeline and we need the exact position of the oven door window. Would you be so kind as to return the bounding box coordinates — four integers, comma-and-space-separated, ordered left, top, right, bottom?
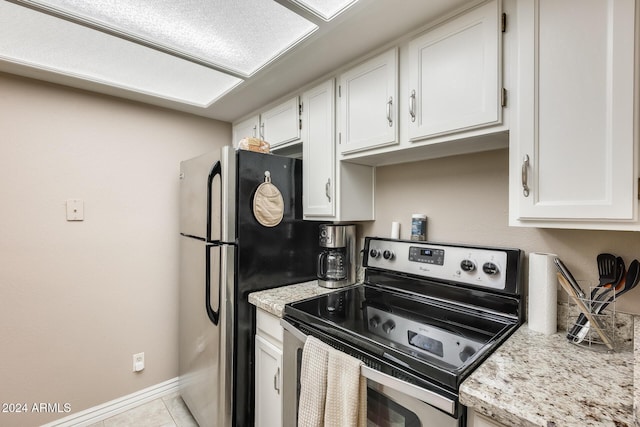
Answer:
367, 387, 421, 427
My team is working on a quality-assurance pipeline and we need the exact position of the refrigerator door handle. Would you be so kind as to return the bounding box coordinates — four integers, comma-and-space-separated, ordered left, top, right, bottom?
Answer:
205, 245, 220, 325
207, 161, 222, 242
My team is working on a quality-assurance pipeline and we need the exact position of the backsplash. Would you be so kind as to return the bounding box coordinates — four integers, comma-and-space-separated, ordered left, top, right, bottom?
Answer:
357, 148, 640, 315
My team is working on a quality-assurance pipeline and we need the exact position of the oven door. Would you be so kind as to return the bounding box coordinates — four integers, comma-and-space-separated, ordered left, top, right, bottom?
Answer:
281, 320, 463, 427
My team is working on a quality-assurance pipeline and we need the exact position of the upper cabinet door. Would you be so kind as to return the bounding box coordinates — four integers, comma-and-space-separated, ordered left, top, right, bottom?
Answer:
408, 0, 501, 141
260, 96, 301, 148
338, 48, 398, 154
302, 79, 335, 218
232, 115, 259, 147
513, 0, 637, 224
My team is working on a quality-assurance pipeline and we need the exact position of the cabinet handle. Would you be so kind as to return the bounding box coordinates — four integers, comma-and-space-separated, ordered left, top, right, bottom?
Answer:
325, 178, 332, 202
252, 125, 257, 138
386, 97, 393, 127
259, 122, 265, 140
409, 90, 416, 122
522, 155, 530, 197
274, 367, 280, 394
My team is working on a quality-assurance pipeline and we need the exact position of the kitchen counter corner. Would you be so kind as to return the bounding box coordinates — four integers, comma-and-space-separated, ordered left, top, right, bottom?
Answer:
248, 280, 336, 318
460, 325, 634, 427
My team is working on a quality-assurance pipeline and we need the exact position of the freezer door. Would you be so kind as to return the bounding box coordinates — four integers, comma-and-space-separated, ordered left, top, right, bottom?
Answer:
178, 236, 234, 427
179, 146, 236, 242
236, 149, 318, 289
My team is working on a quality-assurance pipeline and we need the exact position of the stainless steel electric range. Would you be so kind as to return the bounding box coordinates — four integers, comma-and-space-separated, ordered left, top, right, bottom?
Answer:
281, 237, 524, 427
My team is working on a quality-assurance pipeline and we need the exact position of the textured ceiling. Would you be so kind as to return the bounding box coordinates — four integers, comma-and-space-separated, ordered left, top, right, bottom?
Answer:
0, 0, 477, 122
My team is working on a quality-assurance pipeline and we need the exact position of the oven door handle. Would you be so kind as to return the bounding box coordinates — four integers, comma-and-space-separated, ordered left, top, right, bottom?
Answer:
280, 319, 456, 416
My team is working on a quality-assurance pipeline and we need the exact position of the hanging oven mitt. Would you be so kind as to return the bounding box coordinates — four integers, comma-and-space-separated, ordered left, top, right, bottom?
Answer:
252, 171, 284, 227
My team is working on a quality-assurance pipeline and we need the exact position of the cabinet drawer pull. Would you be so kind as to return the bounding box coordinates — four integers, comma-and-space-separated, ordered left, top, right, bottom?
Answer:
259, 122, 265, 140
274, 367, 280, 394
325, 178, 332, 202
386, 97, 393, 127
409, 90, 416, 122
252, 125, 257, 138
522, 154, 530, 197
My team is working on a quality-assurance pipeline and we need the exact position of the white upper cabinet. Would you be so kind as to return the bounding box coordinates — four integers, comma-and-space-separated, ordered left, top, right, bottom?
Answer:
302, 79, 335, 217
232, 97, 301, 149
231, 114, 259, 147
260, 96, 301, 148
338, 48, 398, 154
408, 0, 502, 141
302, 79, 375, 221
510, 0, 639, 229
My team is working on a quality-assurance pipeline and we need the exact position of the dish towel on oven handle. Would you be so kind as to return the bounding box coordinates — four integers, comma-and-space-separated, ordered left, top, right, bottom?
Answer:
297, 336, 366, 427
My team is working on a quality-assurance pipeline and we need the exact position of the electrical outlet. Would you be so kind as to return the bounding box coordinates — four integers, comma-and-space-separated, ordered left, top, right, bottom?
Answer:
133, 352, 144, 372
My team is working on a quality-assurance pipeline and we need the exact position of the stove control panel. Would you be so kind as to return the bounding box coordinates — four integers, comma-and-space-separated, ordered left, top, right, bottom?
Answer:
408, 246, 445, 265
366, 307, 484, 367
365, 238, 509, 291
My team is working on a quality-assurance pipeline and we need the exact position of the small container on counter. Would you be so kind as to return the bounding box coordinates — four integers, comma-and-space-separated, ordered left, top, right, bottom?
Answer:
410, 214, 427, 241
391, 221, 400, 239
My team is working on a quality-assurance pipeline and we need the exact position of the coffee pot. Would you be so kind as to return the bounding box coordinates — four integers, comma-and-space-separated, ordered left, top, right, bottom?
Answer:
317, 224, 356, 288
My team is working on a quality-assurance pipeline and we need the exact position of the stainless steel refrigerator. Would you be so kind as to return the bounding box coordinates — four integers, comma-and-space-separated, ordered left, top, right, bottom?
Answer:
178, 146, 318, 427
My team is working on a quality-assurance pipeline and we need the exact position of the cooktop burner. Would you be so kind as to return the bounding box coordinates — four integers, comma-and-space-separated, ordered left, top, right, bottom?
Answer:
287, 283, 516, 390
284, 237, 524, 392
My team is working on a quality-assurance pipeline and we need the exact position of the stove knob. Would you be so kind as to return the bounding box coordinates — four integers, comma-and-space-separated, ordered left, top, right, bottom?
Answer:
382, 250, 395, 260
460, 259, 476, 272
382, 320, 395, 334
482, 262, 500, 275
459, 346, 476, 363
369, 249, 380, 259
369, 315, 381, 329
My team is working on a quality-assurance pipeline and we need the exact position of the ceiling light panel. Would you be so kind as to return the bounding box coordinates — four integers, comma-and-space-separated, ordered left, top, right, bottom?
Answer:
290, 0, 358, 21
18, 0, 318, 77
0, 1, 242, 106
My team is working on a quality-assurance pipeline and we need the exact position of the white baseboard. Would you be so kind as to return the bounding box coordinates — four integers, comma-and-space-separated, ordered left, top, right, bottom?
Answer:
41, 377, 180, 427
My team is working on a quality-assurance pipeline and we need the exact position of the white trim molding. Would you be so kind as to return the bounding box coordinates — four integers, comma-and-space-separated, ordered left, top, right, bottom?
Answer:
41, 377, 180, 427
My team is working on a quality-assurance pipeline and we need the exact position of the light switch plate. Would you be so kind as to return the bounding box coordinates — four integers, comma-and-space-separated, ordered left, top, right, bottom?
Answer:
66, 199, 84, 221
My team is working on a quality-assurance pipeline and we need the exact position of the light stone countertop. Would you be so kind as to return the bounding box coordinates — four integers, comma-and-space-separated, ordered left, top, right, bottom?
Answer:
250, 284, 639, 426
635, 319, 640, 427
460, 325, 635, 427
248, 280, 337, 318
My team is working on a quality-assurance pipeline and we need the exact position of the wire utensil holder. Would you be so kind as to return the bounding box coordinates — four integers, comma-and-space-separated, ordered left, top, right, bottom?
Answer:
565, 291, 616, 351
557, 273, 616, 351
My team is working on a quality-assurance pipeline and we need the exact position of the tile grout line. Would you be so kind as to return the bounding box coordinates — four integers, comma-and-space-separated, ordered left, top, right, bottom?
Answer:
161, 397, 177, 426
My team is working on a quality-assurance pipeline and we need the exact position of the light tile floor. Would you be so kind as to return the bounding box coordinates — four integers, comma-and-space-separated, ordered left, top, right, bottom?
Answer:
87, 392, 198, 427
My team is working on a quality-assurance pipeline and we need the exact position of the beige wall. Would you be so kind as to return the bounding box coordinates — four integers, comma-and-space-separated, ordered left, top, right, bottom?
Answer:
0, 73, 230, 427
359, 148, 640, 314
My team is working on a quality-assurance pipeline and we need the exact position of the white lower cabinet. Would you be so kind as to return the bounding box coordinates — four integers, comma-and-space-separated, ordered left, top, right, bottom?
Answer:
509, 0, 639, 230
467, 409, 507, 427
255, 309, 283, 427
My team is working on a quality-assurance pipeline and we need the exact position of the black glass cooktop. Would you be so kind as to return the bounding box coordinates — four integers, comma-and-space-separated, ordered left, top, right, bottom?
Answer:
284, 283, 518, 390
